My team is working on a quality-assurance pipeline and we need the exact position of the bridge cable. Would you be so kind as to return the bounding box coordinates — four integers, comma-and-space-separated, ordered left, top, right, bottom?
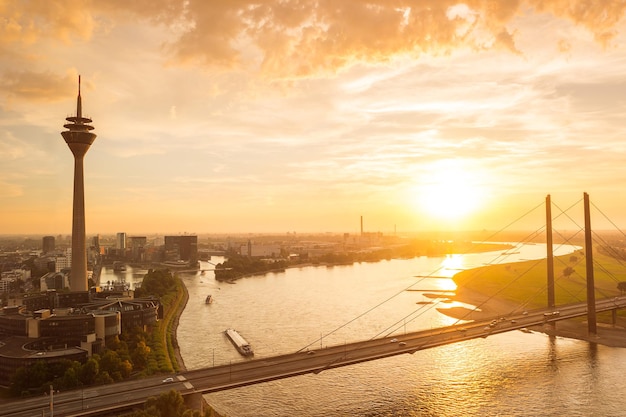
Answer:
379, 197, 625, 342
432, 199, 587, 328
369, 202, 552, 339
372, 205, 558, 338
299, 199, 547, 351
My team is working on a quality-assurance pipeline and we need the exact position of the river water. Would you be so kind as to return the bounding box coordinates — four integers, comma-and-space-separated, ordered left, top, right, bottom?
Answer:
104, 244, 626, 416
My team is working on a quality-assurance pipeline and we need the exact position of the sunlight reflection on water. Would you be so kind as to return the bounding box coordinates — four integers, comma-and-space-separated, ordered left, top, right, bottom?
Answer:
175, 243, 626, 417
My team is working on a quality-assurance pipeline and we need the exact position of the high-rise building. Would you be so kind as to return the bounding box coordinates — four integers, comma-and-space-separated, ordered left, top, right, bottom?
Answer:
92, 234, 100, 252
164, 235, 198, 264
129, 236, 147, 262
116, 232, 127, 250
61, 76, 97, 292
42, 236, 55, 254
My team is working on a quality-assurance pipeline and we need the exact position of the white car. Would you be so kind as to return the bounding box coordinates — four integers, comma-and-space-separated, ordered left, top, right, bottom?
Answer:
162, 377, 174, 383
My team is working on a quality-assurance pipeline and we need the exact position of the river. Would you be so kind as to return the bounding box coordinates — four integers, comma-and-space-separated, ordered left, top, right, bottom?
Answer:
103, 243, 626, 416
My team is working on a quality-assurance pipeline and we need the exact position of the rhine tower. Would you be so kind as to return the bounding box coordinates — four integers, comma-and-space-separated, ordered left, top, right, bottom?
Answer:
61, 76, 96, 292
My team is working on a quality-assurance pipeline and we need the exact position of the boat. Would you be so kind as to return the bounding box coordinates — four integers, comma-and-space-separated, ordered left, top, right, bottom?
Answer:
205, 294, 213, 304
113, 262, 126, 272
225, 328, 253, 356
162, 260, 189, 268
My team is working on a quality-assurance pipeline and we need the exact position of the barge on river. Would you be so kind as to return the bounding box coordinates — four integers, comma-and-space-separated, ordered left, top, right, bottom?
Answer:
225, 328, 253, 356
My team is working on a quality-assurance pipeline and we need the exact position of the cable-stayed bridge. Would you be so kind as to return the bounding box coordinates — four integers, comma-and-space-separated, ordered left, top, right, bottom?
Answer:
5, 193, 626, 416
4, 296, 625, 417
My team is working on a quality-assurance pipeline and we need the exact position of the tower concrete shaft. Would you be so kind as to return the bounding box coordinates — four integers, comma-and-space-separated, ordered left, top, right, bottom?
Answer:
61, 76, 96, 292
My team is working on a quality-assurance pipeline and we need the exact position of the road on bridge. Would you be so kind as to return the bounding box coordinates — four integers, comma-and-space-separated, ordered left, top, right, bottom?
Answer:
181, 295, 626, 392
2, 296, 624, 417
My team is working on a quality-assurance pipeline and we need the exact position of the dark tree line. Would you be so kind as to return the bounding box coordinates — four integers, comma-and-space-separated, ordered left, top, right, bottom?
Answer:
213, 241, 511, 281
214, 252, 287, 281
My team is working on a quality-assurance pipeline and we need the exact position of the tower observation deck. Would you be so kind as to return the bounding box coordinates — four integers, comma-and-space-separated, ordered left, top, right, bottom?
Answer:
61, 76, 97, 292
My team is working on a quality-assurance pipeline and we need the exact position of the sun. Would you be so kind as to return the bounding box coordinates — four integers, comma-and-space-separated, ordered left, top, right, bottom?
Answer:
414, 161, 486, 222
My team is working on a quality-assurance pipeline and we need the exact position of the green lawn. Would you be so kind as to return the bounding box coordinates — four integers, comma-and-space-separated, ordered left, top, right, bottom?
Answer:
453, 250, 626, 309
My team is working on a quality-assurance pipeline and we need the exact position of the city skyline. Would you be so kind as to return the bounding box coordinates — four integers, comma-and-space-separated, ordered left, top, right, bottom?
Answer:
2, 2, 626, 235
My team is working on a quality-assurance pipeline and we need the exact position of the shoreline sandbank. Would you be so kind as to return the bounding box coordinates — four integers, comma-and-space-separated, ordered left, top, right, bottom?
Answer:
443, 287, 626, 348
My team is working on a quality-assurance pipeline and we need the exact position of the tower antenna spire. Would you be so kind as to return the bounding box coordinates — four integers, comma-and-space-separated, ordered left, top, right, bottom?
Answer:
77, 75, 82, 120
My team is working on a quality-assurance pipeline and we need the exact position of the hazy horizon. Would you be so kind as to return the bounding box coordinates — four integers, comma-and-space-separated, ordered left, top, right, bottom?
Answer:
3, 2, 626, 235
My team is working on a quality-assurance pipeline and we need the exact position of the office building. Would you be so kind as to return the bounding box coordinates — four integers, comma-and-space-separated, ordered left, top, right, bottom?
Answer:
164, 235, 198, 264
129, 236, 147, 262
116, 232, 127, 250
42, 236, 55, 254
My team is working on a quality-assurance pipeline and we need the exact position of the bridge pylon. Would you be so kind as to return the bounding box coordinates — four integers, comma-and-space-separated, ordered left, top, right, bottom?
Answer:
584, 192, 597, 335
546, 194, 555, 309
547, 193, 598, 335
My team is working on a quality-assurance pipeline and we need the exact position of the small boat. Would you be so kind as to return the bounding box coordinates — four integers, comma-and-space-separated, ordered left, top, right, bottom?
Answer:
162, 260, 189, 268
205, 294, 213, 304
113, 262, 126, 272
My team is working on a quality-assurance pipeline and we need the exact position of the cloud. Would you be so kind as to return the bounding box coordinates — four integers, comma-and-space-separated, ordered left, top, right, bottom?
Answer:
0, 69, 78, 103
1, 1, 625, 83
529, 0, 626, 46
0, 0, 95, 45
162, 0, 626, 77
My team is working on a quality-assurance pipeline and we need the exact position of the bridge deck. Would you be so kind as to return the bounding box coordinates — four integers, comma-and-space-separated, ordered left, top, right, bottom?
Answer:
3, 296, 624, 417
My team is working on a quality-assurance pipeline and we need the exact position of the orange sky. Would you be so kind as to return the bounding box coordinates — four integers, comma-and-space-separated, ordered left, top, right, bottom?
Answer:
2, 1, 626, 235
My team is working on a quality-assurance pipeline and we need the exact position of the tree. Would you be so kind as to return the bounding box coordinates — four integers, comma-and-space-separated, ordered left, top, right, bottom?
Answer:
131, 340, 151, 370
81, 357, 100, 385
137, 269, 176, 298
108, 336, 131, 362
563, 266, 575, 277
56, 364, 82, 390
10, 360, 49, 395
94, 370, 114, 385
99, 350, 132, 382
144, 389, 186, 417
618, 282, 626, 295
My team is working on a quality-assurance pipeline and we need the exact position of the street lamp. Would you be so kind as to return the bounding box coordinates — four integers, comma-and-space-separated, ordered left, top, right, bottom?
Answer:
49, 385, 54, 417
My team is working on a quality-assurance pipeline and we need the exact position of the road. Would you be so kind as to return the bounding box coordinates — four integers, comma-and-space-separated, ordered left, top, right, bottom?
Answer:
2, 296, 625, 417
